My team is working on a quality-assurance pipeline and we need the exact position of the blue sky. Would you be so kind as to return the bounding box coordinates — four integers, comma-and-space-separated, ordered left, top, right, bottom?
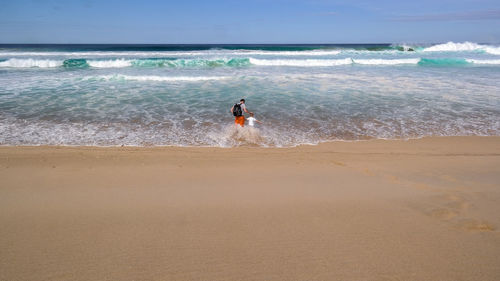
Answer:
1, 0, 499, 43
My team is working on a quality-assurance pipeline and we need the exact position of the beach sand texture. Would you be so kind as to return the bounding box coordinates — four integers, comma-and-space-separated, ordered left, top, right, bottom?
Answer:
1, 137, 499, 281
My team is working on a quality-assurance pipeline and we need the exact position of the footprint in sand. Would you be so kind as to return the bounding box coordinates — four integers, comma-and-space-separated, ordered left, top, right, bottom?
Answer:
440, 174, 458, 183
442, 194, 471, 210
385, 174, 401, 184
424, 193, 495, 232
445, 199, 470, 210
427, 208, 458, 220
330, 160, 346, 167
362, 168, 375, 176
456, 219, 496, 232
421, 193, 471, 222
413, 183, 434, 191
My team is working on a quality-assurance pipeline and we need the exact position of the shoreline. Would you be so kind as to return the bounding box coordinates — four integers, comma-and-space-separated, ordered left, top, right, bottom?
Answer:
1, 134, 499, 148
1, 136, 499, 280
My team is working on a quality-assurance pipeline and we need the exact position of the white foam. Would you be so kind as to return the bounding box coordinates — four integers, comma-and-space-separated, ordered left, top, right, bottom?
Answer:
0, 58, 62, 68
94, 75, 229, 82
87, 59, 132, 68
249, 58, 353, 66
353, 58, 420, 65
220, 125, 267, 147
240, 50, 341, 56
249, 58, 421, 66
400, 44, 413, 52
423, 41, 500, 55
465, 59, 500, 65
424, 41, 483, 52
484, 47, 500, 55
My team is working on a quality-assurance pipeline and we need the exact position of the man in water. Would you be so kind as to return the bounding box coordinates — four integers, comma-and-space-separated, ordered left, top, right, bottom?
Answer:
230, 99, 252, 127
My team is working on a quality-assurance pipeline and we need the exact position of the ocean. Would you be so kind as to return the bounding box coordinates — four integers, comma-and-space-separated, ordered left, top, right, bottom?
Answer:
0, 42, 499, 147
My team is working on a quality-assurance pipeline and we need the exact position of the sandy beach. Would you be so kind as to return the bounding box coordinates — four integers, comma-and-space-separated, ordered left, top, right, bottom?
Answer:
1, 136, 499, 281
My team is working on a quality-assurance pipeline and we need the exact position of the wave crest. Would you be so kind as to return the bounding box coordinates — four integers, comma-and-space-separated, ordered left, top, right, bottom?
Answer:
353, 58, 420, 65
249, 58, 420, 66
423, 41, 500, 55
87, 59, 132, 68
466, 59, 500, 65
249, 58, 353, 66
0, 58, 62, 68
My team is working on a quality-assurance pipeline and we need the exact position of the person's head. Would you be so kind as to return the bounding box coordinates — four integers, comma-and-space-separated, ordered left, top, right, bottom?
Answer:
240, 99, 245, 104
250, 112, 254, 117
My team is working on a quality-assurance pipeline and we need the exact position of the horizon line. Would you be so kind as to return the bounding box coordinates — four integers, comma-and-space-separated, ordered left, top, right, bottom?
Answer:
0, 42, 491, 46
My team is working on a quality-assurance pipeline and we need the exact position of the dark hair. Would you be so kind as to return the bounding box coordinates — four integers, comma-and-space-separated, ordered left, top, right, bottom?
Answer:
240, 99, 245, 102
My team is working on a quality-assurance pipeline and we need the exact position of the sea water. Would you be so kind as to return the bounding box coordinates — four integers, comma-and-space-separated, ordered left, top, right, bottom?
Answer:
0, 42, 499, 147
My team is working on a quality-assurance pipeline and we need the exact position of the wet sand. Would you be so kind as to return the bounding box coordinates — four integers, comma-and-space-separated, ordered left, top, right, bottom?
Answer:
1, 137, 499, 280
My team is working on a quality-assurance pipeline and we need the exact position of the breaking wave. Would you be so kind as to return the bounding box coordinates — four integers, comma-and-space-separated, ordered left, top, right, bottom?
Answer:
353, 58, 420, 65
465, 59, 500, 65
248, 58, 353, 66
423, 41, 500, 55
0, 58, 63, 68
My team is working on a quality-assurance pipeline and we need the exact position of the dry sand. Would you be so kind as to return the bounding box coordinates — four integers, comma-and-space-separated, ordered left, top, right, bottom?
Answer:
1, 136, 499, 281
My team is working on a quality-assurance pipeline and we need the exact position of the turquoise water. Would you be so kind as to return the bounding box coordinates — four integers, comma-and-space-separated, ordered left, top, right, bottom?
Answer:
0, 42, 499, 147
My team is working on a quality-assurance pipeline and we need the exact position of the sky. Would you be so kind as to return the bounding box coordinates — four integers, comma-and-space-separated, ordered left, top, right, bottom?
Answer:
0, 0, 499, 44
